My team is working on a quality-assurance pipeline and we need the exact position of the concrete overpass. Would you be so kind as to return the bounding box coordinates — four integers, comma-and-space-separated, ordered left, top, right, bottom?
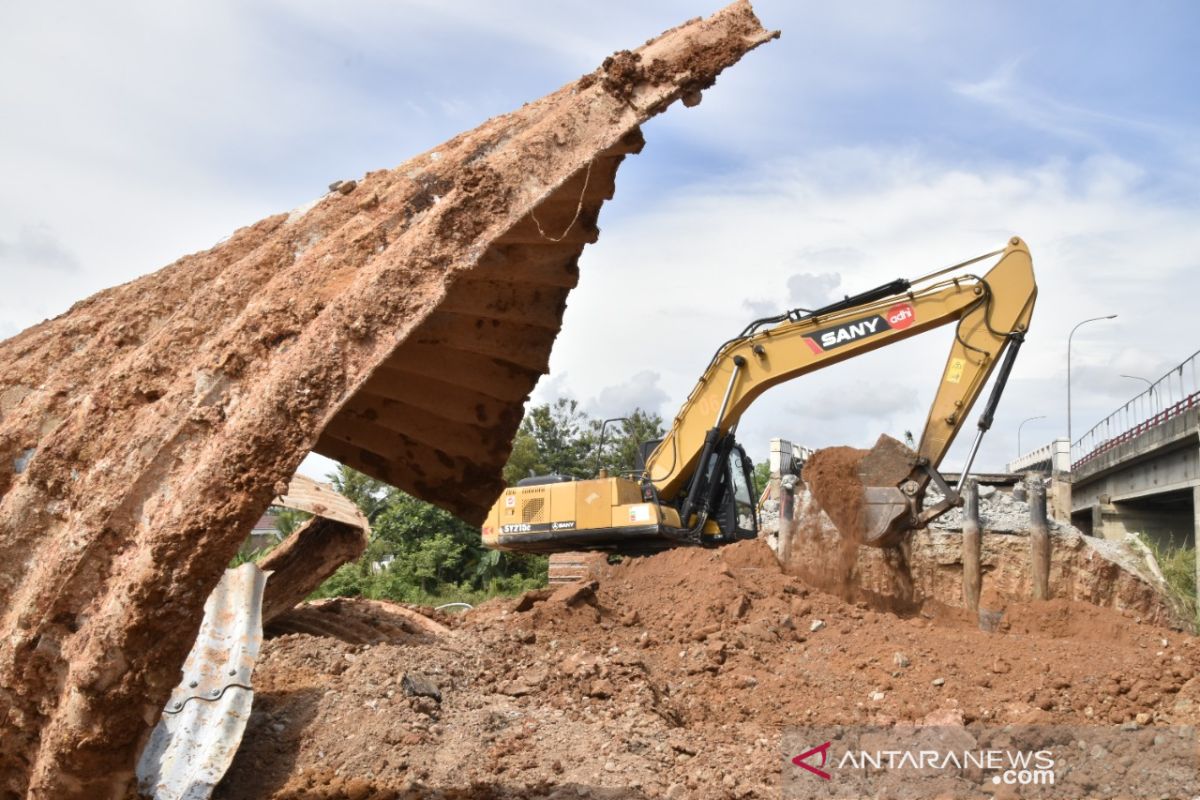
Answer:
1067, 349, 1200, 547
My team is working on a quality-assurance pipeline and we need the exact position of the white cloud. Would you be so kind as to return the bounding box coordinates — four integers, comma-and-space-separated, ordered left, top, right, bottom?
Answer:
952, 57, 1200, 177
296, 452, 341, 483
586, 370, 670, 421
0, 225, 79, 273
553, 145, 1200, 471
744, 269, 843, 317
528, 370, 671, 424
784, 379, 919, 423
0, 224, 84, 333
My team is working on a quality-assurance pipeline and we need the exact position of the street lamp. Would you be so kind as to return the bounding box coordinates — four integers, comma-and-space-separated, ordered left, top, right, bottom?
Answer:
1120, 374, 1158, 413
1067, 314, 1118, 446
1017, 415, 1046, 457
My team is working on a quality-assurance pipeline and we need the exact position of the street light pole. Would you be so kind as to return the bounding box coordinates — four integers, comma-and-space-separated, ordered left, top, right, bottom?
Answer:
1067, 314, 1118, 447
1120, 374, 1158, 413
1017, 415, 1047, 458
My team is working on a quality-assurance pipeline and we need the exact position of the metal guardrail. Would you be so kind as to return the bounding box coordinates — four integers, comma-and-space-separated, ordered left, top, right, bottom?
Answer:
1072, 348, 1200, 469
136, 564, 268, 800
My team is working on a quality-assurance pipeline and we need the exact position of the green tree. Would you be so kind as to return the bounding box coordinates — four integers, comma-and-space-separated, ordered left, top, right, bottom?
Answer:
272, 506, 311, 538
590, 408, 665, 476
753, 459, 771, 496
329, 465, 391, 523
502, 398, 597, 482
313, 465, 548, 604
503, 402, 666, 483
386, 532, 467, 594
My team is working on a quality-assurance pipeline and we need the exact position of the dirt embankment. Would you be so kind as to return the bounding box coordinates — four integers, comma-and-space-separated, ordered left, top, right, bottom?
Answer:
775, 445, 1176, 624
216, 539, 1200, 799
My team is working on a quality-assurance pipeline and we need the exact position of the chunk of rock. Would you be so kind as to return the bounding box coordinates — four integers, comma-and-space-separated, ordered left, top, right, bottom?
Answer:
401, 673, 442, 703
550, 580, 599, 607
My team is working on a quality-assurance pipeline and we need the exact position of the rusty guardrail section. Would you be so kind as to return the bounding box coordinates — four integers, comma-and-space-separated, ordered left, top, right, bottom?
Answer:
0, 4, 778, 796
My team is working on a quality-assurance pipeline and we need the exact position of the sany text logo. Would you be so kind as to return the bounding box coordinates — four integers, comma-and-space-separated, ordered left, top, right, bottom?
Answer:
791, 741, 832, 780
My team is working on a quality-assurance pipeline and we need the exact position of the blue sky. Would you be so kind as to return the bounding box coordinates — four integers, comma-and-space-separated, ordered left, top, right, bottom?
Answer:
2, 0, 1199, 477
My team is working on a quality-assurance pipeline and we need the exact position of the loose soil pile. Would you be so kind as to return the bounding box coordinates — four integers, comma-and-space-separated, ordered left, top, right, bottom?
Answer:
796, 445, 919, 605
216, 540, 1200, 799
801, 447, 868, 543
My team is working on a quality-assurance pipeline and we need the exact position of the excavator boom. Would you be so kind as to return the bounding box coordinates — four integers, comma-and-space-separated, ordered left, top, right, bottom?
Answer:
646, 238, 1036, 494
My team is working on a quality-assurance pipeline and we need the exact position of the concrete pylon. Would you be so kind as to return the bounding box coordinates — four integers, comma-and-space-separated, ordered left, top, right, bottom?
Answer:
1194, 486, 1200, 618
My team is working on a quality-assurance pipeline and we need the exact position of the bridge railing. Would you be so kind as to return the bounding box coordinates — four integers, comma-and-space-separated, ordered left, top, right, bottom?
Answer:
1072, 348, 1200, 470
1009, 438, 1070, 474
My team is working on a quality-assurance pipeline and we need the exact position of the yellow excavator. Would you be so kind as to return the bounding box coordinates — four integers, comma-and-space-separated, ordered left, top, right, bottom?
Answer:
482, 237, 1036, 552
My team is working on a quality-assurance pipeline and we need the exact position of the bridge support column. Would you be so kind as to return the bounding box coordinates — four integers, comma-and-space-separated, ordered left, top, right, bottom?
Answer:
1048, 476, 1072, 524
1194, 485, 1200, 609
1091, 500, 1127, 541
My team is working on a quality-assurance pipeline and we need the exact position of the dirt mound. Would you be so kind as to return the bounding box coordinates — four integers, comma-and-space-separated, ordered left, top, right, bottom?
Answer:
217, 539, 1200, 798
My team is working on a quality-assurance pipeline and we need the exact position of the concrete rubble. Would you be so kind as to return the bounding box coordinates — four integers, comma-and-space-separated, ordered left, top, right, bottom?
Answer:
0, 4, 778, 796
926, 483, 1058, 533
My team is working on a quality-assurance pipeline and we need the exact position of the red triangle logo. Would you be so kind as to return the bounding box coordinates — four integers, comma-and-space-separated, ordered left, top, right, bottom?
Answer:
791, 741, 832, 780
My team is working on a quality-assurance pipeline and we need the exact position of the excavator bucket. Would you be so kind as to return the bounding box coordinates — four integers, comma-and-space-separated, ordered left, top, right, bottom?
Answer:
855, 435, 925, 546
801, 435, 922, 549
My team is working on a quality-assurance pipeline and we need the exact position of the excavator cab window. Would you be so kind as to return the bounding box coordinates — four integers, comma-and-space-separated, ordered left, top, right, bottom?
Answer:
689, 438, 758, 541
728, 445, 757, 537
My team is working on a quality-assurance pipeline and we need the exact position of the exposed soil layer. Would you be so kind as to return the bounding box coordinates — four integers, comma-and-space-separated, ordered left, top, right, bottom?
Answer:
0, 4, 779, 796
217, 539, 1200, 799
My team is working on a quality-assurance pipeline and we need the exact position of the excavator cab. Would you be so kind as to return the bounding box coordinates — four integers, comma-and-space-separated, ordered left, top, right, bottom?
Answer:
639, 434, 759, 544
676, 438, 759, 543
725, 445, 760, 538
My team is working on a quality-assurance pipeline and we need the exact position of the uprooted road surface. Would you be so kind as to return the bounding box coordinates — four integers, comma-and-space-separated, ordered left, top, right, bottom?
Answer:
0, 4, 778, 796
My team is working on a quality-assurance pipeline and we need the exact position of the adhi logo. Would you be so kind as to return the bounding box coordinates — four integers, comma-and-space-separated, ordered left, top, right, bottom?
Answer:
886, 302, 915, 330
791, 741, 832, 780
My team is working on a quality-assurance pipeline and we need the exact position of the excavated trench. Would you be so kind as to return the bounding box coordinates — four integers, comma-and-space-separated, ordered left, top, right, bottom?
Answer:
0, 4, 779, 797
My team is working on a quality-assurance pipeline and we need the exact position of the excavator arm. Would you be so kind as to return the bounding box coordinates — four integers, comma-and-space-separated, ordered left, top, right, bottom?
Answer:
645, 236, 1036, 544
